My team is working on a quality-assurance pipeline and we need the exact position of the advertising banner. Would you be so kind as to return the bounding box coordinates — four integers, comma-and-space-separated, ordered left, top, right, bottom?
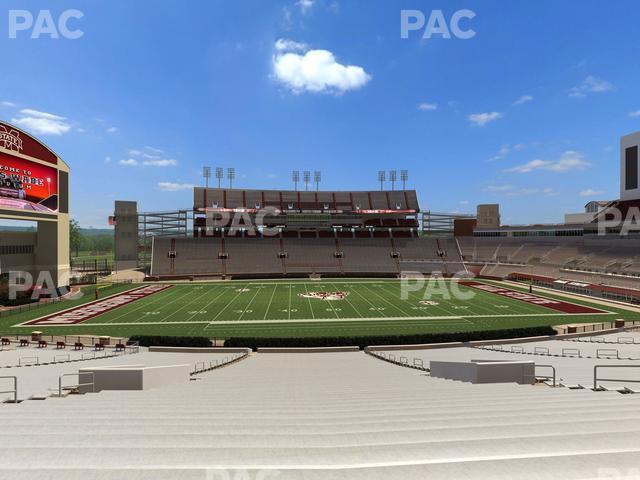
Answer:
0, 151, 58, 213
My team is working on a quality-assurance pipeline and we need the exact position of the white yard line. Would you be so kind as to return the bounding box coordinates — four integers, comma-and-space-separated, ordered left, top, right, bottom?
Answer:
361, 283, 413, 317
263, 284, 279, 320
239, 286, 263, 320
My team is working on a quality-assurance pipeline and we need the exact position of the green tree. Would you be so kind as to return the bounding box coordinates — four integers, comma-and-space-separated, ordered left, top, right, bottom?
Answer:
69, 219, 83, 257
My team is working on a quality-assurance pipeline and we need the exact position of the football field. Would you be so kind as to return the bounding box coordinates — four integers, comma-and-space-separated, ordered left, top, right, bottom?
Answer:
2, 279, 634, 339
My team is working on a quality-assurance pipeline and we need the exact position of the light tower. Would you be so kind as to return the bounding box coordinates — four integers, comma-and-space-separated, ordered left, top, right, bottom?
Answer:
227, 167, 235, 189
303, 170, 311, 192
202, 166, 211, 188
292, 170, 300, 191
400, 170, 409, 190
314, 171, 321, 191
389, 170, 397, 191
378, 170, 385, 191
215, 167, 224, 188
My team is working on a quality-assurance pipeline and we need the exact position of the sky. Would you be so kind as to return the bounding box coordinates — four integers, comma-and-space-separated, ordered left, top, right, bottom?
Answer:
1, 0, 640, 227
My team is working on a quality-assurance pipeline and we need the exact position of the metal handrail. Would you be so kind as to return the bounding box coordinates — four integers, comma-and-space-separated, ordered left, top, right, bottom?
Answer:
58, 372, 95, 397
535, 364, 556, 387
511, 345, 525, 353
562, 348, 580, 357
53, 354, 71, 362
593, 365, 640, 390
534, 347, 549, 355
19, 356, 39, 366
596, 349, 619, 359
0, 376, 17, 403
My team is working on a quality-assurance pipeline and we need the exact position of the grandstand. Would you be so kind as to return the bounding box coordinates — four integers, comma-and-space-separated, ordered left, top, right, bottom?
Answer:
149, 187, 467, 278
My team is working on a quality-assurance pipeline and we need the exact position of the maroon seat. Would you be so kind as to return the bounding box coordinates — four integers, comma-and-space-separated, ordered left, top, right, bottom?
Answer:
38, 340, 47, 348
74, 342, 84, 350
56, 341, 66, 349
19, 339, 29, 347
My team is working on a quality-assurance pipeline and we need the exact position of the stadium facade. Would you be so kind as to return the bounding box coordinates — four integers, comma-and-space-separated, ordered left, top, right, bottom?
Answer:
0, 120, 70, 289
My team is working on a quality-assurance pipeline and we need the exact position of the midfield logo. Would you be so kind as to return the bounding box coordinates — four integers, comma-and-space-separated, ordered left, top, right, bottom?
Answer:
299, 291, 348, 301
0, 126, 23, 152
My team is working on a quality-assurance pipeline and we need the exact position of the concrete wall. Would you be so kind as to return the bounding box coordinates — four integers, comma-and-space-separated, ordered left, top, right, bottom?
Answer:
430, 360, 535, 385
78, 364, 191, 392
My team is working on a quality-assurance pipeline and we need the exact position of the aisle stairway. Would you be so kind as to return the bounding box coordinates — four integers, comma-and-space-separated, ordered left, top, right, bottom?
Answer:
2, 352, 640, 479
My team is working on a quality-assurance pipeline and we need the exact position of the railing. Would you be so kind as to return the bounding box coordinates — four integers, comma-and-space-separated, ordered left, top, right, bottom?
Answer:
18, 356, 39, 366
561, 348, 581, 357
534, 364, 556, 387
0, 376, 17, 403
58, 372, 95, 397
191, 353, 249, 375
596, 348, 620, 359
593, 365, 640, 390
364, 349, 429, 372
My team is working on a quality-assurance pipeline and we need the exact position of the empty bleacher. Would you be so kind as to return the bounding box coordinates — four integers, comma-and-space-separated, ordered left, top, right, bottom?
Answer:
224, 237, 282, 275
339, 238, 397, 274
4, 350, 640, 478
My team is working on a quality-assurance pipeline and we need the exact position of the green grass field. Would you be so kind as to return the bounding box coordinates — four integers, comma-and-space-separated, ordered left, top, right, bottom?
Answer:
1, 279, 637, 338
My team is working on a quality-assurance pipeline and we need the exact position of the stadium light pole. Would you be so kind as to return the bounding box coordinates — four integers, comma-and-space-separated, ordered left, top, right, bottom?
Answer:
303, 171, 310, 192
215, 167, 223, 188
227, 168, 236, 189
400, 170, 408, 190
292, 170, 300, 191
314, 171, 321, 192
378, 171, 385, 191
389, 170, 397, 191
203, 166, 211, 188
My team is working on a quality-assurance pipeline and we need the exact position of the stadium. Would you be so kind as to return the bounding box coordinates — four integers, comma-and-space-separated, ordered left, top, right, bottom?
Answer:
2, 3, 640, 477
1, 117, 640, 477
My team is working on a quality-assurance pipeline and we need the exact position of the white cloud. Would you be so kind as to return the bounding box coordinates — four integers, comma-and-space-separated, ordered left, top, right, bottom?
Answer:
468, 112, 502, 127
143, 158, 178, 167
106, 127, 118, 133
485, 185, 514, 193
459, 200, 469, 205
11, 109, 71, 135
488, 143, 527, 162
504, 151, 590, 174
512, 95, 533, 106
485, 184, 556, 197
296, 0, 314, 14
629, 110, 640, 118
579, 188, 606, 197
126, 147, 177, 167
119, 158, 138, 166
418, 102, 438, 111
1, 101, 16, 107
104, 156, 112, 164
158, 182, 194, 192
568, 75, 614, 98
273, 39, 371, 94
275, 38, 307, 52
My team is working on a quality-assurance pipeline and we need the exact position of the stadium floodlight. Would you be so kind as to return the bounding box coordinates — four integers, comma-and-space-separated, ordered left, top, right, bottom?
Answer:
303, 170, 311, 192
215, 167, 224, 188
378, 171, 385, 191
400, 170, 409, 190
389, 170, 397, 191
314, 171, 321, 191
292, 170, 300, 191
203, 166, 211, 188
227, 167, 236, 189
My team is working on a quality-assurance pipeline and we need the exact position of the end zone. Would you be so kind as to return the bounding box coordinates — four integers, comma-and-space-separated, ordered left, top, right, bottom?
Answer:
18, 284, 172, 327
